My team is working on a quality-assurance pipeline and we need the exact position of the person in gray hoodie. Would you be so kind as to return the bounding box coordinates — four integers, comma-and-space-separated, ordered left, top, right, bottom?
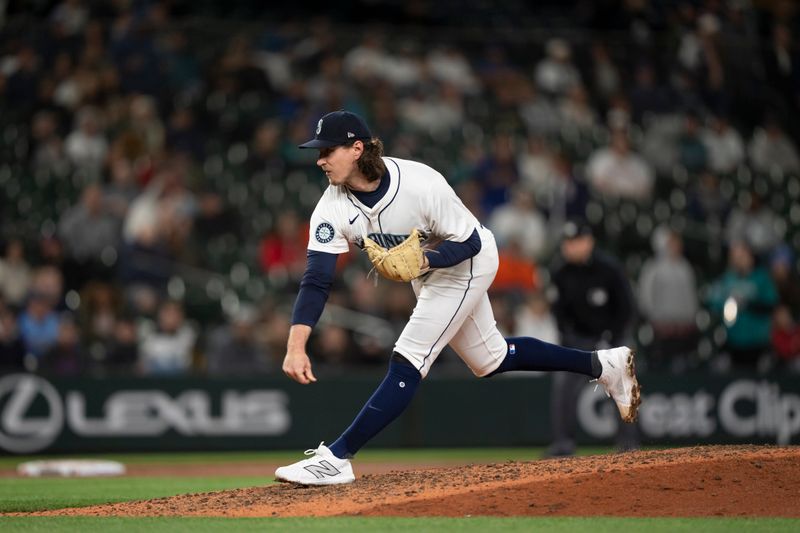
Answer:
638, 226, 699, 373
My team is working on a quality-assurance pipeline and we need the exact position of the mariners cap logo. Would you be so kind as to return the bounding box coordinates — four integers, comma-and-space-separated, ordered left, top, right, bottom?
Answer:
299, 111, 372, 149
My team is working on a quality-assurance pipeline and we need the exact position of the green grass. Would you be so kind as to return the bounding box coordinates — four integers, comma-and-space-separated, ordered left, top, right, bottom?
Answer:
0, 476, 272, 513
0, 446, 615, 468
0, 517, 797, 533
3, 447, 792, 532
0, 447, 617, 514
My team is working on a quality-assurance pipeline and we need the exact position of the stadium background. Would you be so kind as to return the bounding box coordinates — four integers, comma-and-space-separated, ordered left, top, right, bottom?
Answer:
0, 0, 799, 453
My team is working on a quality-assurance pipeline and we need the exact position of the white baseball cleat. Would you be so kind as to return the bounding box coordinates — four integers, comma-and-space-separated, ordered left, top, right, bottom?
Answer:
275, 442, 355, 485
595, 347, 641, 423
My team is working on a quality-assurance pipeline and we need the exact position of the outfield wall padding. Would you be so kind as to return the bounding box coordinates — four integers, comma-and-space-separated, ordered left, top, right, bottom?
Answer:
0, 372, 797, 453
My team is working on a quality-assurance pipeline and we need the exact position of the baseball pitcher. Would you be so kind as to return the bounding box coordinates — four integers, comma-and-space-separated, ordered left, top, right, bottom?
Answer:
275, 111, 641, 485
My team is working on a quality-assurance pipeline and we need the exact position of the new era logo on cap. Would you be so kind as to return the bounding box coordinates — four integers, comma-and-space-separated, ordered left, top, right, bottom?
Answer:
299, 111, 372, 149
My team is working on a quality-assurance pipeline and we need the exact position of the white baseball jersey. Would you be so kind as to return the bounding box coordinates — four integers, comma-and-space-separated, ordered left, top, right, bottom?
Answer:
307, 157, 508, 378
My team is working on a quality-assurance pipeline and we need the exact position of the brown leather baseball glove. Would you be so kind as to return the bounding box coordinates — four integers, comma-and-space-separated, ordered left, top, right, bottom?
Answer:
363, 228, 428, 282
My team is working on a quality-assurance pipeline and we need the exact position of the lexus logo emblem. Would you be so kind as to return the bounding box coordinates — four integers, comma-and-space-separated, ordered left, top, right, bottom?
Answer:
0, 374, 63, 453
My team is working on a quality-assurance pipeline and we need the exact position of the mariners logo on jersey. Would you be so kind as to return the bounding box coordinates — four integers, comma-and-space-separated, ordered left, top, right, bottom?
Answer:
315, 222, 335, 243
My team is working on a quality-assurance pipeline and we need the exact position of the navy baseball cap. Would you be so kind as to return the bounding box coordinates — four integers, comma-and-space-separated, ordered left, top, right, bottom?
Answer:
561, 219, 593, 240
299, 110, 372, 149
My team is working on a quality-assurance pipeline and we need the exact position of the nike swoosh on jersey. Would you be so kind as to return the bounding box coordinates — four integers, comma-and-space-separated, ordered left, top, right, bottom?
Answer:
348, 214, 359, 224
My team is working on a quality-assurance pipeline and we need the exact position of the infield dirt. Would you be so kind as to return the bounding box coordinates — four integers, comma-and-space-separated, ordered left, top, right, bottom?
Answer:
24, 445, 800, 518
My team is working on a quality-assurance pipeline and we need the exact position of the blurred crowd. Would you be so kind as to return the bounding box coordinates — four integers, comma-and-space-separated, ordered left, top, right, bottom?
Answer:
1, 0, 800, 378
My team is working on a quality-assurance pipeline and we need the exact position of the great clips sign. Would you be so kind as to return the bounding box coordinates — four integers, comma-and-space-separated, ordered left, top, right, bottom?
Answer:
578, 378, 800, 445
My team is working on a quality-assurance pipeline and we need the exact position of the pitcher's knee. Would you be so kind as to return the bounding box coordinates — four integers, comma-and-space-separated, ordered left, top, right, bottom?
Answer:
474, 358, 504, 378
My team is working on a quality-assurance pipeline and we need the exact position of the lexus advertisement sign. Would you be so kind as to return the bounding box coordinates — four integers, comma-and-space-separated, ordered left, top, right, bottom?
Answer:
0, 374, 291, 453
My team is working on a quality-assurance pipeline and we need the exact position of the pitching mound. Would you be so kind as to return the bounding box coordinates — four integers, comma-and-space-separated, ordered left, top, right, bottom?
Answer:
32, 445, 800, 518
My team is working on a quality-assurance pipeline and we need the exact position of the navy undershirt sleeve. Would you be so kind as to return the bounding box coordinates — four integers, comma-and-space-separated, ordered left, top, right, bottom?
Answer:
425, 228, 482, 269
291, 250, 339, 327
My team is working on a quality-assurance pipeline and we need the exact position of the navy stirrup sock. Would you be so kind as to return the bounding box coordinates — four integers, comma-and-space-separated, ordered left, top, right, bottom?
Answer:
329, 355, 421, 459
488, 336, 599, 378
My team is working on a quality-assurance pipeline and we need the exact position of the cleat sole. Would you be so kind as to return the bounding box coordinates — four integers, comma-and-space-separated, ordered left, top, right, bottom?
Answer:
622, 350, 642, 423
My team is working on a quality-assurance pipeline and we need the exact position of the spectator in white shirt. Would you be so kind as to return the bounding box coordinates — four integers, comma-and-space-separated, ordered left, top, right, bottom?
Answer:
702, 114, 745, 174
748, 118, 800, 175
426, 46, 480, 95
517, 136, 556, 198
488, 187, 549, 261
586, 130, 655, 201
138, 299, 197, 375
0, 239, 32, 309
535, 38, 581, 97
64, 106, 108, 180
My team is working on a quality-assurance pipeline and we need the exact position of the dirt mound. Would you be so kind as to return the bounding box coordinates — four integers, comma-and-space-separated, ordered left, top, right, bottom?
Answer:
28, 445, 800, 518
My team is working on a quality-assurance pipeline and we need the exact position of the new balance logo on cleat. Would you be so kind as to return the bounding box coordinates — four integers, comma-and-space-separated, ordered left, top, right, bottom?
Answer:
275, 442, 356, 485
304, 460, 341, 479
